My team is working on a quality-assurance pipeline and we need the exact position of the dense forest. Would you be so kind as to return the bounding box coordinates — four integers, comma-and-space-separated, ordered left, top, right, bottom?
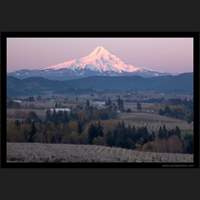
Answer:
7, 108, 193, 154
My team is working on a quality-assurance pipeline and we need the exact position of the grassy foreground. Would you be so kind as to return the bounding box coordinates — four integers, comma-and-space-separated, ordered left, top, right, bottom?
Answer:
7, 143, 193, 163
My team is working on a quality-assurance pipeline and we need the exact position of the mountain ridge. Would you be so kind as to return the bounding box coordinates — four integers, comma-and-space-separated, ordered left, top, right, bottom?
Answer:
7, 73, 193, 96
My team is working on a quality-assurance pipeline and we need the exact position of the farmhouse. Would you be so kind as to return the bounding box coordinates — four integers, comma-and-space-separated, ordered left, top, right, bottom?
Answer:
91, 100, 106, 109
13, 99, 23, 104
50, 108, 71, 113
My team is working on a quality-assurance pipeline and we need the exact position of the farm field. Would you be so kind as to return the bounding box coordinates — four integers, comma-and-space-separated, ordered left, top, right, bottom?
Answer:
7, 143, 193, 163
82, 112, 193, 135
119, 112, 193, 132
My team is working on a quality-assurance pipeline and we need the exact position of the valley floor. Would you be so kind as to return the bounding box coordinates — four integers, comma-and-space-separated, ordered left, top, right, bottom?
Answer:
7, 143, 193, 163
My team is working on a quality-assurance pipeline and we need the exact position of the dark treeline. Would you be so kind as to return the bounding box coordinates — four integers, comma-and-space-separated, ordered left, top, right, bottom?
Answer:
46, 108, 117, 124
88, 122, 192, 154
141, 97, 192, 105
159, 105, 193, 123
7, 110, 193, 154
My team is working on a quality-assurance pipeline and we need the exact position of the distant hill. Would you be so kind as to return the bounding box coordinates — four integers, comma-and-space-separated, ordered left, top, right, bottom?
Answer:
7, 73, 193, 96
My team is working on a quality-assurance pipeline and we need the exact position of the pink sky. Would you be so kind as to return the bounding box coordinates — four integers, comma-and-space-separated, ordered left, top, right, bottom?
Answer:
7, 38, 193, 73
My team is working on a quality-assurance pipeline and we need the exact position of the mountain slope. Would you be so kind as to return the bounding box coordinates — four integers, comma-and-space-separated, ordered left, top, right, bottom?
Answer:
8, 46, 169, 80
45, 46, 140, 72
7, 73, 193, 96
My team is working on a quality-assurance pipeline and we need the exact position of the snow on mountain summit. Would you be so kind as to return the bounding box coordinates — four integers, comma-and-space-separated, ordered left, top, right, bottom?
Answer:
9, 46, 169, 80
45, 46, 141, 73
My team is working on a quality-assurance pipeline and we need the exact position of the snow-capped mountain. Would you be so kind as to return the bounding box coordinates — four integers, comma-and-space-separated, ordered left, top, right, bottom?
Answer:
9, 46, 169, 80
44, 46, 141, 73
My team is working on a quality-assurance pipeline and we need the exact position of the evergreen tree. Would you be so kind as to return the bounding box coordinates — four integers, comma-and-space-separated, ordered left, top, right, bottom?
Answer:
120, 99, 124, 111
88, 123, 96, 144
106, 98, 112, 106
45, 110, 51, 122
63, 111, 69, 123
158, 126, 164, 139
86, 99, 90, 108
137, 102, 142, 112
77, 120, 83, 134
106, 130, 114, 146
52, 110, 57, 123
183, 134, 193, 154
164, 106, 171, 114
88, 122, 104, 144
151, 131, 156, 141
28, 96, 35, 102
26, 111, 40, 123
162, 125, 168, 139
27, 122, 37, 142
37, 96, 42, 101
15, 120, 21, 128
97, 121, 104, 137
175, 126, 181, 138
117, 97, 124, 111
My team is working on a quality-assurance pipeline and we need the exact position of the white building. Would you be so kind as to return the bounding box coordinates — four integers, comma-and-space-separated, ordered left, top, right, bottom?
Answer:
13, 100, 22, 104
92, 101, 106, 108
50, 108, 71, 113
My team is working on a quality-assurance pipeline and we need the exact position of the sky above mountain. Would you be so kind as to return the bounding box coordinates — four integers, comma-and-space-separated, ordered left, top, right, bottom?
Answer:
7, 38, 193, 73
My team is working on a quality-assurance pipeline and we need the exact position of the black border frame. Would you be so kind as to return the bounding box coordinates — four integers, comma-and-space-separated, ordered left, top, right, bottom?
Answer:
1, 32, 199, 168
